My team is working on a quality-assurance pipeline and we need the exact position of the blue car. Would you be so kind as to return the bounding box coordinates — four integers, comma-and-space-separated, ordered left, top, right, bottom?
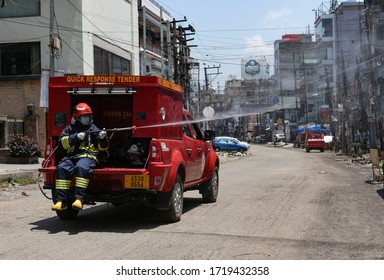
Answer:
213, 136, 249, 153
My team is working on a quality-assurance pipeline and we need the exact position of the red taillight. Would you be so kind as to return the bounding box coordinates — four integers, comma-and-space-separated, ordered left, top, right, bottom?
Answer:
151, 141, 163, 162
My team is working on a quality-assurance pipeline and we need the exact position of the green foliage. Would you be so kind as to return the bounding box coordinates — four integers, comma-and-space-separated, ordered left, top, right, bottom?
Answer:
0, 177, 37, 188
13, 177, 37, 185
5, 135, 42, 157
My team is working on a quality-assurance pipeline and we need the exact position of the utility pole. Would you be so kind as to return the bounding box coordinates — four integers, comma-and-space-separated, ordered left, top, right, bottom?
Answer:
170, 18, 196, 109
293, 51, 298, 123
302, 51, 308, 123
204, 65, 222, 90
160, 8, 164, 78
49, 0, 55, 76
141, 6, 147, 75
325, 65, 332, 130
171, 17, 187, 84
165, 20, 172, 81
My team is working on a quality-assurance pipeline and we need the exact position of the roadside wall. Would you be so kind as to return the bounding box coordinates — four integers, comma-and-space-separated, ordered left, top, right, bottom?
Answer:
0, 80, 46, 150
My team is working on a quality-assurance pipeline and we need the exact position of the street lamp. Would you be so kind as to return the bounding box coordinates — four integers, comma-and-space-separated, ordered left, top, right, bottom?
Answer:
27, 102, 35, 116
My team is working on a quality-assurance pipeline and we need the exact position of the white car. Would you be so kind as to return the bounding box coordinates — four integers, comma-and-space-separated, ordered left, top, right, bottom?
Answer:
275, 133, 286, 142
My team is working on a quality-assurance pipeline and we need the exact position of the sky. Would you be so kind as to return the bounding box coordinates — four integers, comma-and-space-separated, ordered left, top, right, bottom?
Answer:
156, 0, 362, 89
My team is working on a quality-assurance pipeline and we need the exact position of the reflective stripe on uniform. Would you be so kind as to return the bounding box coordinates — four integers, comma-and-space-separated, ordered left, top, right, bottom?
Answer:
98, 143, 108, 151
61, 136, 71, 150
75, 177, 89, 189
55, 179, 71, 190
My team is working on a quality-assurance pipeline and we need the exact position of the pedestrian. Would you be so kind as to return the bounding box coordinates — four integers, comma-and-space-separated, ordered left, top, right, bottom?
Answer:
51, 103, 109, 211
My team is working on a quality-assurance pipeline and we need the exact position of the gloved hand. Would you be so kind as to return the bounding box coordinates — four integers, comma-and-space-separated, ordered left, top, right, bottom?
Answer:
77, 132, 86, 141
99, 129, 107, 140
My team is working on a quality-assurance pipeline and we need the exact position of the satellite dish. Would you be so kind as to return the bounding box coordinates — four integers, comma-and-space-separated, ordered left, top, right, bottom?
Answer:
202, 106, 215, 118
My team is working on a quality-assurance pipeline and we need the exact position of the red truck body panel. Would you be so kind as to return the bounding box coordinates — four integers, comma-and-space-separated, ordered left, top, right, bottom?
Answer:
47, 76, 184, 139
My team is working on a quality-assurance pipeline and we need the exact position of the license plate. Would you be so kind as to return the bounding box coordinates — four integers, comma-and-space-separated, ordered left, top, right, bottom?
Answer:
124, 175, 149, 189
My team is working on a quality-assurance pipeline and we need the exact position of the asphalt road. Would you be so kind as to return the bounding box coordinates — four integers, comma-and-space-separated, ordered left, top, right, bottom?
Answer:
1, 144, 384, 260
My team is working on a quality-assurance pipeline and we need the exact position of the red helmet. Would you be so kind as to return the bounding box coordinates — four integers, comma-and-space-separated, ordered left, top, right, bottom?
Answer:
73, 103, 93, 119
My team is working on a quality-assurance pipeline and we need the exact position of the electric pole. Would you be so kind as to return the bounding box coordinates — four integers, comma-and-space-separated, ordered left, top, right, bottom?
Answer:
49, 0, 55, 76
204, 65, 222, 90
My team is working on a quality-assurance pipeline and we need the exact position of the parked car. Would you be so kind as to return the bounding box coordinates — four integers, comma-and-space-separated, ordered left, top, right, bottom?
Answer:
275, 133, 286, 142
213, 136, 249, 153
255, 135, 266, 144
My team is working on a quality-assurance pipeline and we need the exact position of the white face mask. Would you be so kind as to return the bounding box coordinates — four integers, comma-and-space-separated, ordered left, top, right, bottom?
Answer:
79, 115, 92, 126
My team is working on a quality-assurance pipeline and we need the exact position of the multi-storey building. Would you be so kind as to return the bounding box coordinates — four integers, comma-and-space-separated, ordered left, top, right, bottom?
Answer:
360, 0, 384, 149
139, 0, 172, 78
274, 33, 316, 125
314, 0, 366, 143
0, 0, 140, 148
0, 0, 187, 150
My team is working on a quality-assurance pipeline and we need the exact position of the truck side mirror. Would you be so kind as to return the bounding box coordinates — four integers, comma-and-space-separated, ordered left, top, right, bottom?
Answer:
204, 130, 215, 141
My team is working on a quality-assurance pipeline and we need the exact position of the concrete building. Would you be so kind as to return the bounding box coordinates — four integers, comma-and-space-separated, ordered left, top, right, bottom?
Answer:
213, 77, 275, 138
359, 0, 384, 149
314, 1, 367, 142
139, 0, 173, 78
274, 33, 316, 125
0, 0, 176, 150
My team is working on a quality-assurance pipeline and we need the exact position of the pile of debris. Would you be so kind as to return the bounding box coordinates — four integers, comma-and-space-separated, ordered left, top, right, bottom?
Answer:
216, 151, 249, 162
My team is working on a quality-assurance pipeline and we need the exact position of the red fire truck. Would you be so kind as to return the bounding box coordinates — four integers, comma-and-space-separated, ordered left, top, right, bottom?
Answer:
38, 75, 219, 222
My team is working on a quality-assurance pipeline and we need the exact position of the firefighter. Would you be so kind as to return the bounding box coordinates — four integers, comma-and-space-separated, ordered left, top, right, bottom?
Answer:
51, 103, 109, 211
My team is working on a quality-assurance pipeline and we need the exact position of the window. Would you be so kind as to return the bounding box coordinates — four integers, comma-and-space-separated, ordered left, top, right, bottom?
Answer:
182, 115, 192, 137
0, 42, 41, 76
186, 115, 203, 140
7, 118, 24, 137
94, 46, 131, 75
376, 22, 384, 41
322, 19, 333, 37
0, 0, 40, 18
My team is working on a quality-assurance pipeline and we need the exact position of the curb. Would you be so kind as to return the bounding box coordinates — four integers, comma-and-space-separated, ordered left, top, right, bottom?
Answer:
0, 170, 40, 183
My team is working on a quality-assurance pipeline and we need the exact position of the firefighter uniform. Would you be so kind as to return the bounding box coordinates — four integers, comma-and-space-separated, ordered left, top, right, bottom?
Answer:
52, 103, 108, 211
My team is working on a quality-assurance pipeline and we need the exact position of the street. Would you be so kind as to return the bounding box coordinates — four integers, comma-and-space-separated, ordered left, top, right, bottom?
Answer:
1, 144, 384, 260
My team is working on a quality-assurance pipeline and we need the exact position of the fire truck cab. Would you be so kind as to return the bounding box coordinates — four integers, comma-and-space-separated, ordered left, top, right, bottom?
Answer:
38, 75, 219, 222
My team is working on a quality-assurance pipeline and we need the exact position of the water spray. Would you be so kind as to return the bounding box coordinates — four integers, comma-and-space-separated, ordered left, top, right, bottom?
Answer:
83, 110, 266, 133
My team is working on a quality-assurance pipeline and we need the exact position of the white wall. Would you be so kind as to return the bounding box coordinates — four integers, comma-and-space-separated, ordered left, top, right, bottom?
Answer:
81, 0, 139, 74
0, 0, 140, 75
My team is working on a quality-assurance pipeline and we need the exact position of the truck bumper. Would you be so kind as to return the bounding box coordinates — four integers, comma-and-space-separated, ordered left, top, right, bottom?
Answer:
39, 166, 172, 208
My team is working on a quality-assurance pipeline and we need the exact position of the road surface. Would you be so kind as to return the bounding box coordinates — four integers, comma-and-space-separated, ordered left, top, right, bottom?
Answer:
1, 144, 384, 260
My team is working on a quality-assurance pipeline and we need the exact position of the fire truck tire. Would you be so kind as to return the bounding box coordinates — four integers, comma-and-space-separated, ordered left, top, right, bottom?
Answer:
201, 166, 219, 203
56, 207, 79, 219
159, 174, 183, 223
52, 191, 79, 219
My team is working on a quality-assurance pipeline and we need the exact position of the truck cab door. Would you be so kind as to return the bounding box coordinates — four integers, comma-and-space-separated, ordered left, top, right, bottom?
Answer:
182, 114, 205, 181
190, 123, 206, 179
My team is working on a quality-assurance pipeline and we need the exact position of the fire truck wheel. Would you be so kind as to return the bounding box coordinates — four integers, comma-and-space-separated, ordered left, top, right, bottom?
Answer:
160, 174, 183, 223
201, 166, 219, 203
56, 207, 79, 219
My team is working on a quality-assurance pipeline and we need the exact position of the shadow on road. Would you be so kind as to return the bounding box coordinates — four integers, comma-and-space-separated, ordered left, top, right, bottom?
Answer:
376, 188, 384, 200
29, 197, 203, 235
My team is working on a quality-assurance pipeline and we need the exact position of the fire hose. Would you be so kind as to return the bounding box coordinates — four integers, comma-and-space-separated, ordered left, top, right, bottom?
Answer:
83, 125, 137, 135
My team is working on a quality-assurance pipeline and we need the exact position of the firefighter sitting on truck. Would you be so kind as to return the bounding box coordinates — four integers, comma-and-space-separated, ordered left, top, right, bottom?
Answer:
51, 103, 109, 211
